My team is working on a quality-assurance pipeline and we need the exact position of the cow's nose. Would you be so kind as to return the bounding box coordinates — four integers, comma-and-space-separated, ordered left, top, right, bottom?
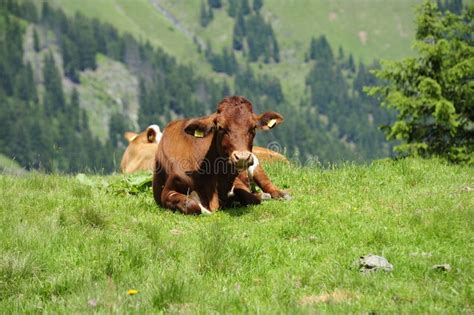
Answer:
232, 151, 253, 168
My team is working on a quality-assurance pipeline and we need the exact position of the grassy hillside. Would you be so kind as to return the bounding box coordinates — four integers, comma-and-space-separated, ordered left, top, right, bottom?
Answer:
158, 0, 419, 62
0, 154, 24, 174
1, 158, 473, 313
51, 0, 421, 100
49, 0, 204, 66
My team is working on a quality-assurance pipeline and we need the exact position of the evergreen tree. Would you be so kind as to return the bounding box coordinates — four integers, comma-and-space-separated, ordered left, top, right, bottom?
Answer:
109, 113, 129, 149
347, 53, 355, 73
42, 52, 65, 115
367, 1, 473, 163
240, 0, 251, 15
200, 1, 212, 27
208, 0, 222, 9
33, 27, 40, 52
232, 11, 246, 50
253, 0, 263, 12
338, 46, 344, 61
308, 35, 333, 63
227, 0, 239, 17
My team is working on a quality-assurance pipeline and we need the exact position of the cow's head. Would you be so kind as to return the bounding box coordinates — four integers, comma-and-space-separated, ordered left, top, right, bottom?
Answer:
124, 124, 162, 145
184, 96, 283, 170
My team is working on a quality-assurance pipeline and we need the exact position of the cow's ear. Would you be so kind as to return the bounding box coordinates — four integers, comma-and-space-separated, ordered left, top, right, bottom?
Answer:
146, 124, 162, 143
256, 112, 284, 130
184, 116, 215, 138
124, 132, 138, 143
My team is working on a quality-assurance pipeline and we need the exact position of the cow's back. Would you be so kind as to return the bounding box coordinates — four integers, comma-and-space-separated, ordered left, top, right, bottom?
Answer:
156, 119, 214, 177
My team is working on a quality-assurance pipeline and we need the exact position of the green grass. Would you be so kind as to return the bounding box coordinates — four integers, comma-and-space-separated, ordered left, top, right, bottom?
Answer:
49, 0, 207, 69
159, 0, 419, 63
0, 154, 24, 174
1, 158, 473, 313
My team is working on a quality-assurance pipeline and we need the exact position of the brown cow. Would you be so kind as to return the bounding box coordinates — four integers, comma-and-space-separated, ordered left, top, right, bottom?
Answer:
153, 96, 289, 215
120, 126, 287, 174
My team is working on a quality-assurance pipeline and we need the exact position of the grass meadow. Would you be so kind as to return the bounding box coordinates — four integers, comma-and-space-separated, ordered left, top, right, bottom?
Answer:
1, 158, 473, 313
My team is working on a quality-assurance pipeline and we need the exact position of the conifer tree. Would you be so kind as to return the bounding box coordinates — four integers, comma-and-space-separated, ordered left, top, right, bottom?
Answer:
227, 0, 239, 17
367, 1, 473, 163
208, 0, 222, 9
253, 0, 263, 12
33, 27, 40, 52
42, 52, 65, 115
232, 12, 246, 50
240, 0, 251, 15
200, 1, 212, 27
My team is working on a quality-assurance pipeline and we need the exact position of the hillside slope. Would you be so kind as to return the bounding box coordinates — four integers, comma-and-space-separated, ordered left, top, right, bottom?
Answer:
51, 0, 419, 100
52, 0, 418, 64
1, 158, 473, 312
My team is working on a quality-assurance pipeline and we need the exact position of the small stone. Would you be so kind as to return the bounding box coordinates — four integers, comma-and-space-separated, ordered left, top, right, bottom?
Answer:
432, 264, 451, 272
357, 254, 393, 273
87, 299, 97, 307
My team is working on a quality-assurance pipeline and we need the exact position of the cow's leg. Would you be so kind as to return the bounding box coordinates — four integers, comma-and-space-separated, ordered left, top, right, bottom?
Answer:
152, 161, 166, 207
232, 174, 261, 206
160, 177, 211, 215
249, 163, 290, 200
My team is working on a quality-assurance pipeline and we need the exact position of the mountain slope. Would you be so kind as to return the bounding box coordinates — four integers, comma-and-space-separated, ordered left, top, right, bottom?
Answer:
51, 0, 420, 99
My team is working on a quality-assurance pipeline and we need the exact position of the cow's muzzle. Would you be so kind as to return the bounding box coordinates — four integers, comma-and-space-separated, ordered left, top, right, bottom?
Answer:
231, 150, 254, 170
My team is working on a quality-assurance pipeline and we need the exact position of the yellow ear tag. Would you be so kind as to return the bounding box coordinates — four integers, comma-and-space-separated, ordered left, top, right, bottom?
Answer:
194, 130, 204, 138
267, 119, 277, 128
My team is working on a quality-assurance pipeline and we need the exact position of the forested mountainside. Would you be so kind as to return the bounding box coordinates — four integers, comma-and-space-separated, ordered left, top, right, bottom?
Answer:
0, 0, 466, 172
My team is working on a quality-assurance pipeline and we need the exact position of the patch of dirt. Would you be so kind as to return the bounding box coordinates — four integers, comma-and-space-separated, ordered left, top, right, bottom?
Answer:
328, 12, 337, 21
299, 290, 355, 305
170, 228, 182, 235
358, 31, 368, 45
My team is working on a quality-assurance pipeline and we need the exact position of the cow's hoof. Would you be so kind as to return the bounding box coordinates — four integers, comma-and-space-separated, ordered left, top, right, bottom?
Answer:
200, 207, 213, 215
270, 190, 292, 200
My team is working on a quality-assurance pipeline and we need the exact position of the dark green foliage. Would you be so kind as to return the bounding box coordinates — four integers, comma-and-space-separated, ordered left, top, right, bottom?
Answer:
0, 5, 113, 173
253, 0, 263, 12
207, 0, 222, 9
305, 35, 393, 160
232, 10, 280, 63
206, 46, 238, 75
367, 1, 473, 164
338, 46, 344, 61
438, 0, 463, 14
0, 0, 231, 172
42, 52, 65, 115
200, 0, 213, 27
109, 113, 130, 149
347, 53, 355, 73
232, 11, 246, 50
308, 35, 333, 63
240, 0, 251, 15
227, 0, 239, 17
33, 27, 40, 52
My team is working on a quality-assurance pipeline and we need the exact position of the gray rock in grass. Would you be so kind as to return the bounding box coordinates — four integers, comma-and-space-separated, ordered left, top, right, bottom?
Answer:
357, 254, 394, 273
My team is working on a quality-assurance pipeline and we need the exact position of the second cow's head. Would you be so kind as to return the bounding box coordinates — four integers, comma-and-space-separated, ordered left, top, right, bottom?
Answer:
184, 96, 283, 170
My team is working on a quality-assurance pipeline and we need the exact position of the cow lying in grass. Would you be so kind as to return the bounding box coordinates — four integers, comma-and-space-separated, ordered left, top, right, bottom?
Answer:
153, 96, 289, 214
120, 125, 162, 174
120, 126, 287, 174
